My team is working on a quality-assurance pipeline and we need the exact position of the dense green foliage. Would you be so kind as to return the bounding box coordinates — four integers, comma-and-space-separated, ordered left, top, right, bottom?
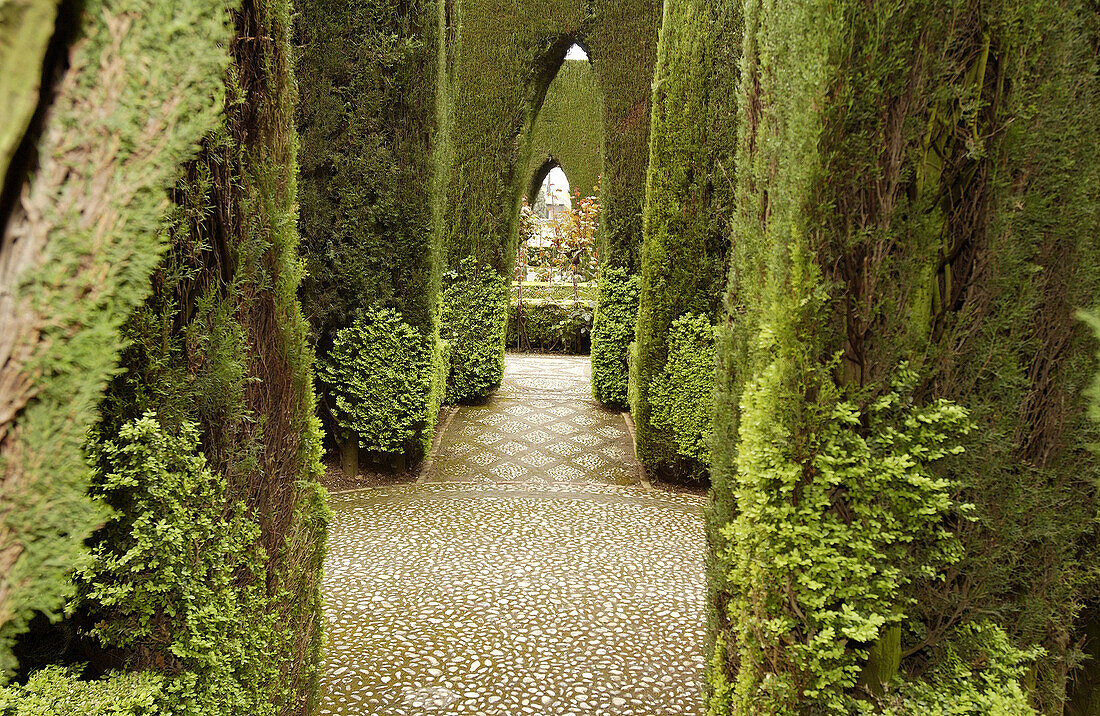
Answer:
0, 666, 165, 716
508, 300, 594, 354
441, 258, 509, 403
523, 60, 603, 204
590, 267, 640, 407
0, 0, 328, 712
438, 0, 659, 274
0, 0, 59, 184
71, 415, 303, 713
0, 0, 234, 676
648, 314, 714, 473
631, 0, 740, 477
319, 308, 445, 457
707, 0, 1100, 713
295, 0, 443, 460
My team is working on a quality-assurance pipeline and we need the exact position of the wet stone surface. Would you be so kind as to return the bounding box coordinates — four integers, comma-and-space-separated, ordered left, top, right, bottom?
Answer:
320, 354, 707, 716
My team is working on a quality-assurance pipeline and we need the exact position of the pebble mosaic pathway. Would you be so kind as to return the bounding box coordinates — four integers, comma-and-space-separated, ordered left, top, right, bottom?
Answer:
320, 354, 707, 716
422, 354, 640, 486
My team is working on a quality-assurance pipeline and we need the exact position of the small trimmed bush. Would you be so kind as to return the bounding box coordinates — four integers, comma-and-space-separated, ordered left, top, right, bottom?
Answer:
648, 314, 715, 470
591, 267, 640, 407
508, 300, 594, 354
441, 258, 509, 403
318, 307, 444, 458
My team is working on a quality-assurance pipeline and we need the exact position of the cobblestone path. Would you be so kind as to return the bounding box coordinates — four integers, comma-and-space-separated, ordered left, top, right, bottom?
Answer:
319, 354, 707, 716
423, 355, 641, 486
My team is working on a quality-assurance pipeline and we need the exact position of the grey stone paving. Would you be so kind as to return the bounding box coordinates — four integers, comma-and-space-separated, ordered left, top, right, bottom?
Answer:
424, 355, 639, 486
319, 354, 706, 716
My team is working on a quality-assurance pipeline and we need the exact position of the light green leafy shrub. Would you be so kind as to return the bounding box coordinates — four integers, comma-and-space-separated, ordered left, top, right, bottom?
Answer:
648, 314, 715, 469
722, 348, 973, 712
508, 300, 594, 354
877, 623, 1039, 715
319, 308, 443, 458
591, 267, 640, 407
441, 258, 509, 403
75, 414, 302, 714
0, 666, 165, 716
83, 416, 261, 656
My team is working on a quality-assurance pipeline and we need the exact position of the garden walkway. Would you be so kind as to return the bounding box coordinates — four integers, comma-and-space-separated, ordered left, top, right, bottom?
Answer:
319, 354, 707, 716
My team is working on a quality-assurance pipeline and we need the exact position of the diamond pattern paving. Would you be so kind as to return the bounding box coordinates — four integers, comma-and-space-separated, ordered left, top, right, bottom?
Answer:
423, 354, 641, 486
319, 355, 705, 716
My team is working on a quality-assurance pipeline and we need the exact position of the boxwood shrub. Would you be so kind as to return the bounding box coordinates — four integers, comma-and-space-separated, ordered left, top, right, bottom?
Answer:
318, 307, 445, 458
591, 267, 640, 407
441, 258, 509, 403
647, 314, 715, 474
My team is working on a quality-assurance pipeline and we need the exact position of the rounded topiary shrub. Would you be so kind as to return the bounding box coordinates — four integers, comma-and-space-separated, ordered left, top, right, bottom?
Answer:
649, 314, 716, 467
319, 307, 439, 457
440, 258, 509, 403
591, 267, 641, 407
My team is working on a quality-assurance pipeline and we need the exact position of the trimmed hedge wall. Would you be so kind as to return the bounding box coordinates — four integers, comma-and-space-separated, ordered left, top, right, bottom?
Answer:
295, 0, 443, 463
523, 60, 603, 203
631, 0, 740, 479
513, 281, 598, 303
708, 0, 1100, 713
508, 300, 594, 354
435, 0, 659, 403
0, 0, 234, 677
591, 267, 640, 407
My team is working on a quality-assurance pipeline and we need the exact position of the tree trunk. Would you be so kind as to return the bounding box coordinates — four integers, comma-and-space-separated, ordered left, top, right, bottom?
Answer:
340, 437, 358, 478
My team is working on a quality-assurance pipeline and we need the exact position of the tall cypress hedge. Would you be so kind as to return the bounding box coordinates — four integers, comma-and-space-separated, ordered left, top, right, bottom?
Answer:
295, 0, 444, 466
708, 0, 1100, 712
437, 0, 659, 403
523, 59, 603, 204
0, 0, 328, 712
0, 0, 60, 186
630, 0, 740, 479
0, 0, 235, 676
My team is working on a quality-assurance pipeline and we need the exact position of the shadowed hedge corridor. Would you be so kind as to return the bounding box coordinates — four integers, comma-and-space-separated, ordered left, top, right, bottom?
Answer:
0, 0, 1098, 714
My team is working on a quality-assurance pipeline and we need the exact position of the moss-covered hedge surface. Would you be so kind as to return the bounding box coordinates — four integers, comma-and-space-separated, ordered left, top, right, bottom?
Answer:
0, 0, 234, 676
295, 0, 443, 464
0, 0, 328, 713
631, 0, 740, 480
0, 0, 60, 186
523, 59, 603, 204
707, 0, 1100, 713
